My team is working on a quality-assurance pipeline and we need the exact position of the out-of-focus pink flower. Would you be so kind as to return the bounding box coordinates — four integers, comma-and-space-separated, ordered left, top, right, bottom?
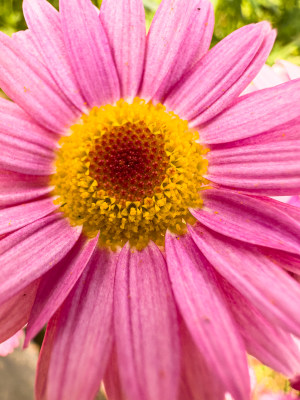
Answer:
244, 60, 300, 93
0, 330, 24, 356
259, 395, 298, 400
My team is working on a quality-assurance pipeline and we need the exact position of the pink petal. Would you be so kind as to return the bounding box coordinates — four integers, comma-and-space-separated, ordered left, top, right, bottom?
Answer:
165, 22, 274, 125
12, 29, 43, 61
100, 0, 146, 100
165, 232, 250, 400
261, 248, 300, 275
0, 279, 39, 343
207, 139, 300, 194
0, 330, 24, 357
141, 0, 214, 102
255, 195, 300, 221
23, 0, 86, 111
0, 198, 59, 235
178, 320, 224, 400
289, 195, 300, 208
0, 170, 51, 207
104, 347, 127, 400
212, 115, 300, 151
35, 311, 59, 400
0, 213, 81, 306
25, 234, 98, 346
0, 97, 57, 150
60, 0, 120, 108
114, 243, 180, 400
0, 137, 54, 175
191, 189, 300, 254
0, 32, 79, 133
200, 78, 300, 144
220, 277, 300, 377
41, 248, 117, 400
189, 224, 300, 336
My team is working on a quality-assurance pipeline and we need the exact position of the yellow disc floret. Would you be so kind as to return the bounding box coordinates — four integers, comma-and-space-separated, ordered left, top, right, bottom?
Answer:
51, 98, 208, 250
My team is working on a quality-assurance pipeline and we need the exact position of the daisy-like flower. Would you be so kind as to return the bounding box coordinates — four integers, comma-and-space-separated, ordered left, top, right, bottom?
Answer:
0, 0, 300, 399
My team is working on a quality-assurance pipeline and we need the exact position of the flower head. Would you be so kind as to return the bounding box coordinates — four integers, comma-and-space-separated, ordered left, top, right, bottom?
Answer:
0, 1, 300, 400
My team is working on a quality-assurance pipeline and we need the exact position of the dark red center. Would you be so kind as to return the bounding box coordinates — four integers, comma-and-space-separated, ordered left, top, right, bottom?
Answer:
89, 122, 169, 202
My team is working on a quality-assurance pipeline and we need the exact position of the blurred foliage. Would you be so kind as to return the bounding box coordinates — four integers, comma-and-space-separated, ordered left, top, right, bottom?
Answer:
0, 0, 157, 34
212, 0, 300, 64
0, 0, 300, 64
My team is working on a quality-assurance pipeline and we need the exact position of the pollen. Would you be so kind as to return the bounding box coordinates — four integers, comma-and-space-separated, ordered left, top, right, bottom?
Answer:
51, 98, 209, 250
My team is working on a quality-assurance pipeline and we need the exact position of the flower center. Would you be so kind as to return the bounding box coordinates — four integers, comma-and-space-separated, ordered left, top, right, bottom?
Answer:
51, 98, 208, 250
88, 121, 169, 202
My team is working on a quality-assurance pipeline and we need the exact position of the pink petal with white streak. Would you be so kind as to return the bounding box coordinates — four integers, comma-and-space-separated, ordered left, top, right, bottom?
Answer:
141, 0, 214, 102
0, 198, 58, 235
0, 98, 57, 150
0, 134, 54, 175
189, 225, 300, 336
220, 277, 300, 377
0, 279, 39, 343
178, 321, 224, 400
0, 32, 79, 133
44, 249, 117, 400
0, 170, 51, 207
35, 311, 59, 400
200, 79, 300, 144
23, 0, 86, 111
166, 22, 274, 125
260, 248, 300, 275
0, 213, 81, 305
208, 116, 300, 149
100, 0, 146, 100
114, 243, 180, 400
12, 29, 43, 60
25, 234, 98, 346
191, 189, 300, 254
165, 232, 250, 400
104, 347, 127, 400
60, 0, 120, 107
254, 195, 300, 221
207, 139, 300, 195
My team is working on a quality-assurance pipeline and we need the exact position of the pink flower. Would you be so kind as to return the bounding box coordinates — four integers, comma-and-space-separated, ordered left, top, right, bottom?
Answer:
244, 60, 300, 93
0, 329, 24, 356
0, 1, 300, 400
